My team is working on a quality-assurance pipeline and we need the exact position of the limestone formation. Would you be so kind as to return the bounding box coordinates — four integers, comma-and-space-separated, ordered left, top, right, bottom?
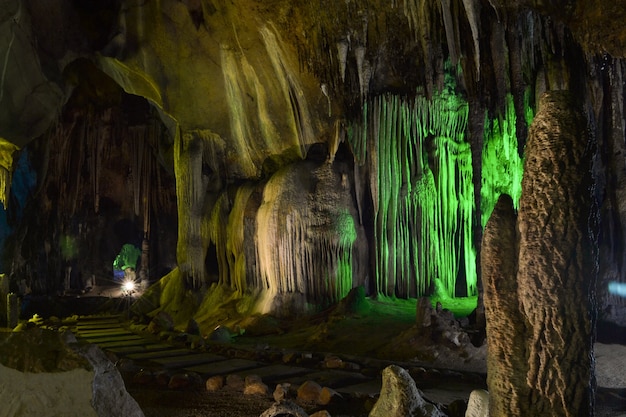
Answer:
464, 390, 489, 417
369, 365, 444, 417
517, 91, 594, 416
482, 194, 528, 416
482, 91, 595, 417
0, 329, 143, 417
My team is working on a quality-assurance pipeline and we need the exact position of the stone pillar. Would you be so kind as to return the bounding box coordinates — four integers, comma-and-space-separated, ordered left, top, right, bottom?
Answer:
517, 91, 594, 416
0, 274, 8, 327
7, 293, 18, 328
482, 194, 528, 416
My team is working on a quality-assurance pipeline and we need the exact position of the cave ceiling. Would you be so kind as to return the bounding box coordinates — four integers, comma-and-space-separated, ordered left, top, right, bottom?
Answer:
1, 0, 624, 156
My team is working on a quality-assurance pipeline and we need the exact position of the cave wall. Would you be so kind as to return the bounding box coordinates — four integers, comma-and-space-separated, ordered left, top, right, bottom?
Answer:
0, 0, 624, 320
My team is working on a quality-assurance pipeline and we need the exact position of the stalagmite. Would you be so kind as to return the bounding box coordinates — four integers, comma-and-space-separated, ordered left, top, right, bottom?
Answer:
517, 91, 594, 416
482, 194, 528, 416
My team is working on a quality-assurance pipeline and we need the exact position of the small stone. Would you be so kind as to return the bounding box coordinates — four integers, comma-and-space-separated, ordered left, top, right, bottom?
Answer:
209, 326, 235, 343
259, 400, 309, 417
324, 354, 343, 369
243, 382, 269, 396
132, 369, 153, 385
273, 383, 292, 402
445, 399, 468, 417
186, 318, 200, 335
369, 365, 445, 417
225, 374, 245, 391
206, 375, 224, 391
168, 373, 191, 390
297, 380, 323, 403
310, 411, 332, 417
283, 352, 297, 363
318, 387, 341, 405
343, 361, 360, 371
245, 374, 263, 386
465, 390, 489, 417
154, 371, 170, 386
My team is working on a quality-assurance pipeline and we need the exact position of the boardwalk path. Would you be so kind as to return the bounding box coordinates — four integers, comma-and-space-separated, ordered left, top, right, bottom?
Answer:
71, 315, 482, 409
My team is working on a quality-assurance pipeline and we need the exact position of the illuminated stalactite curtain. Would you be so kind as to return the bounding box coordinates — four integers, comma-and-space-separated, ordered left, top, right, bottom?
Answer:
349, 83, 477, 298
480, 94, 528, 228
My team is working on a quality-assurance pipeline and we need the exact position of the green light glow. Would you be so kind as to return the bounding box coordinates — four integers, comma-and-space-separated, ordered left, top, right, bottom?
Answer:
334, 211, 357, 301
480, 94, 531, 228
348, 77, 477, 298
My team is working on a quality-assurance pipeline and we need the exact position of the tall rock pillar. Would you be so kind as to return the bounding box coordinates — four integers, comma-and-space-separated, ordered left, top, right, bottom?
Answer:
517, 90, 594, 416
482, 194, 528, 416
483, 91, 595, 417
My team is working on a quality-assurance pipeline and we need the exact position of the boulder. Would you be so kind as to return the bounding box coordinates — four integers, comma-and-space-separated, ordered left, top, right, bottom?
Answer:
297, 380, 323, 402
0, 328, 143, 417
205, 375, 224, 391
465, 390, 489, 417
369, 365, 444, 417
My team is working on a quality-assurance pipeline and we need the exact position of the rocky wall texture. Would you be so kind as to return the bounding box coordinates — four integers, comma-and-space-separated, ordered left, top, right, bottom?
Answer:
482, 194, 527, 416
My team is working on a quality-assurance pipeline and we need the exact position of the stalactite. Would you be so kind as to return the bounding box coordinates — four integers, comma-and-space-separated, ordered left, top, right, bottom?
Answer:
256, 162, 360, 310
174, 130, 218, 288
439, 0, 458, 67
461, 0, 481, 80
352, 69, 476, 298
481, 94, 527, 228
131, 126, 145, 217
354, 45, 370, 99
225, 184, 255, 295
337, 40, 349, 83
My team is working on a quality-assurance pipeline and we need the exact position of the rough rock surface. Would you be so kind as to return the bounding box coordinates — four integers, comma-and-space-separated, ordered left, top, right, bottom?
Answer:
517, 91, 594, 416
482, 91, 594, 417
259, 400, 309, 417
369, 365, 444, 417
75, 343, 145, 417
0, 328, 143, 417
464, 390, 489, 417
481, 194, 528, 416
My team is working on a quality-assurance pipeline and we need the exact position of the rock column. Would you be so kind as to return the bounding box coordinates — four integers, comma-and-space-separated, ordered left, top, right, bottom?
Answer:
482, 91, 595, 417
517, 91, 594, 416
482, 194, 528, 416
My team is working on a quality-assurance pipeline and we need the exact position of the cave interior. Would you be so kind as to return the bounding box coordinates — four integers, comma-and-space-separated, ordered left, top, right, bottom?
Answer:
1, 0, 626, 416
